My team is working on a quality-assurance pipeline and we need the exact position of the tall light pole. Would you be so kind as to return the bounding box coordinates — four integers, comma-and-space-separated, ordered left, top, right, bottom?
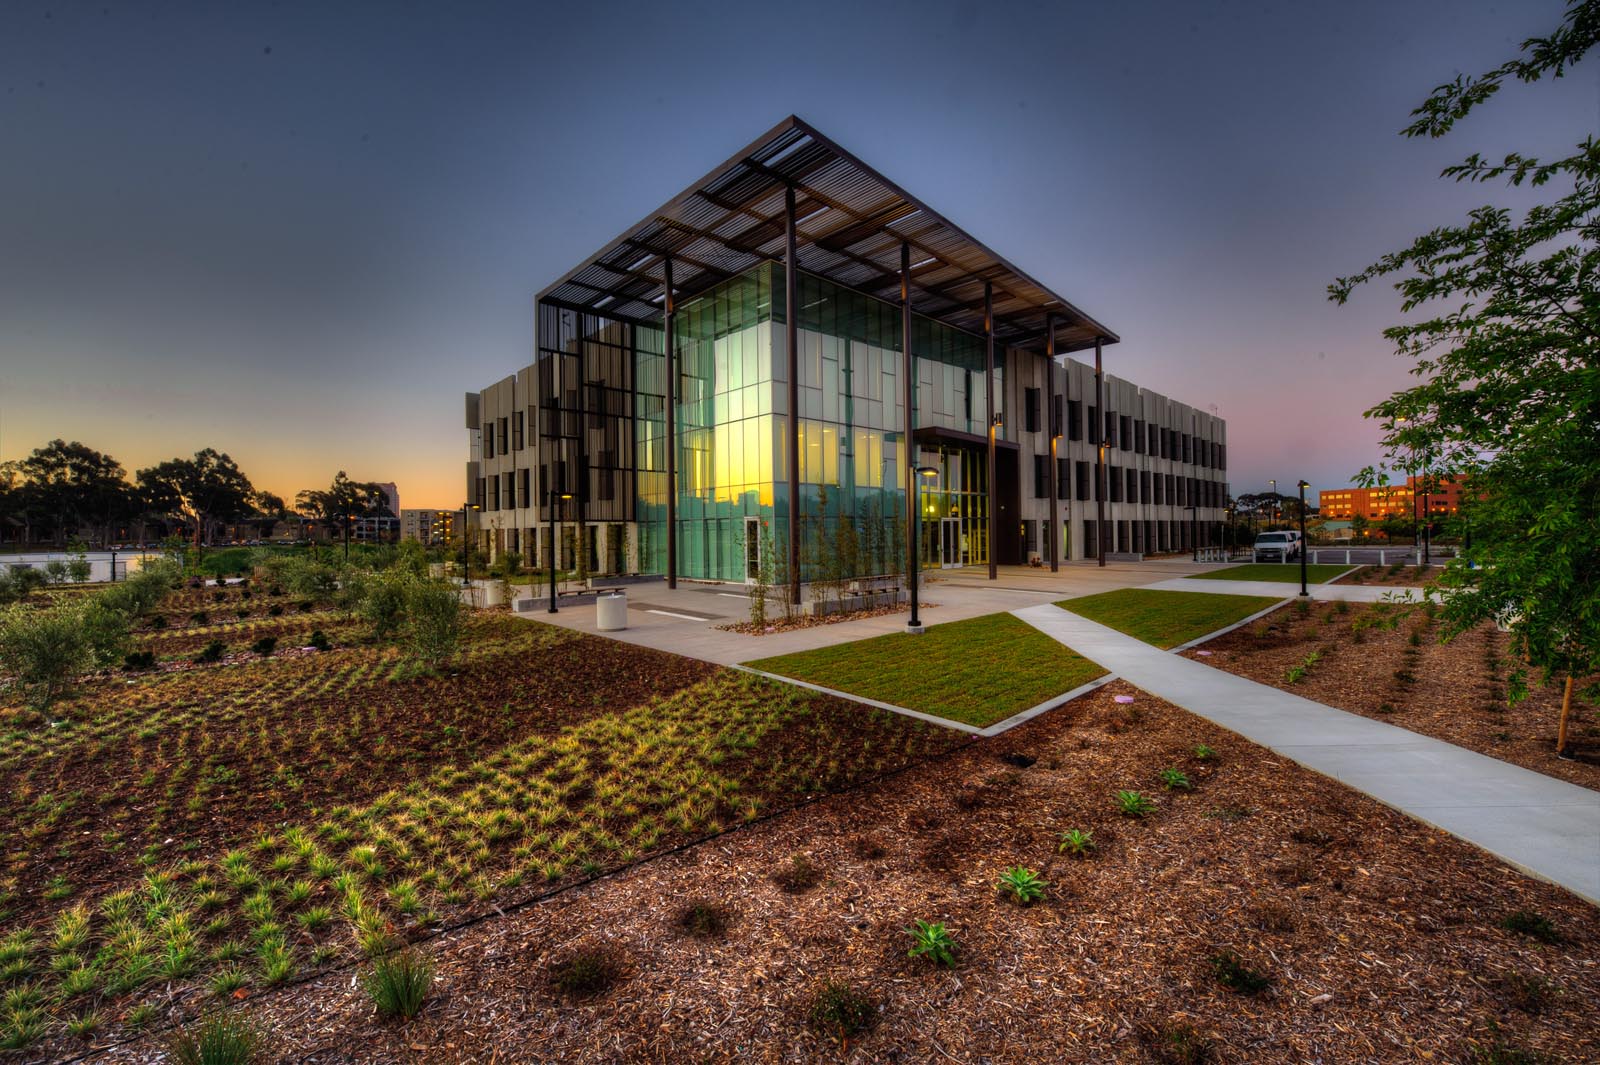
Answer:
907, 465, 938, 633
1297, 480, 1310, 597
460, 503, 479, 592
547, 490, 572, 614
1268, 479, 1277, 527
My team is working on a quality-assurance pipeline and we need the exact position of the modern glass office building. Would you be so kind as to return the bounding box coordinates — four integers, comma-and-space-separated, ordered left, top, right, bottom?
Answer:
466, 117, 1228, 593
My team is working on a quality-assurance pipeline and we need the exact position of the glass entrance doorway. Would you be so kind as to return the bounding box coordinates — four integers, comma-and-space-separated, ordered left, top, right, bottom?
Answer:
940, 517, 963, 568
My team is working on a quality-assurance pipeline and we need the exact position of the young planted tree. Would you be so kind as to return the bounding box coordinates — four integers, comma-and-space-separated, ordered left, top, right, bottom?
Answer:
1330, 0, 1600, 755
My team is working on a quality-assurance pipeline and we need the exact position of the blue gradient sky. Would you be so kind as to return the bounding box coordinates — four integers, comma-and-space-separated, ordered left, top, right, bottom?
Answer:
2, 0, 1593, 507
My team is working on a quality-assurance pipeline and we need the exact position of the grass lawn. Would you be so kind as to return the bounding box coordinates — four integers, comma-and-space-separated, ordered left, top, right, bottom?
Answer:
1187, 562, 1351, 584
1058, 588, 1283, 648
747, 612, 1104, 728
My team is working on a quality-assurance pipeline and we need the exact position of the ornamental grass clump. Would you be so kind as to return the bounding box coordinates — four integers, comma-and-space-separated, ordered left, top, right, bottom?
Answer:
168, 1012, 260, 1065
364, 947, 434, 1019
806, 979, 876, 1046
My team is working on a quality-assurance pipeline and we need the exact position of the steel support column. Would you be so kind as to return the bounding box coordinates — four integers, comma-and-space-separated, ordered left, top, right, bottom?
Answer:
663, 258, 677, 589
785, 186, 801, 608
1095, 335, 1107, 567
902, 241, 921, 631
985, 282, 996, 581
1046, 314, 1059, 572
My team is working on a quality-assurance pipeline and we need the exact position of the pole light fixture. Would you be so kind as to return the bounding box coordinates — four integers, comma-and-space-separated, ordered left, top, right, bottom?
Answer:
460, 503, 480, 594
547, 491, 573, 615
907, 465, 939, 634
1297, 480, 1310, 597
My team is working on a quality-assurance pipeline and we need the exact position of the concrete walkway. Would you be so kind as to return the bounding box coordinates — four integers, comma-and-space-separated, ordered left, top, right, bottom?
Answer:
1013, 603, 1600, 905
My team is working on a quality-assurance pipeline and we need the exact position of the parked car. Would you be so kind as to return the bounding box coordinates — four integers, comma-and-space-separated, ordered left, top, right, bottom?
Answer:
1253, 531, 1302, 563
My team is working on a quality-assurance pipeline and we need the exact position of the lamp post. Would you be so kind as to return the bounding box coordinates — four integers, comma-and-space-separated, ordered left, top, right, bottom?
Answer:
907, 465, 938, 634
989, 412, 1005, 574
1268, 479, 1277, 527
1297, 480, 1310, 597
1049, 427, 1063, 570
460, 503, 479, 595
547, 490, 573, 614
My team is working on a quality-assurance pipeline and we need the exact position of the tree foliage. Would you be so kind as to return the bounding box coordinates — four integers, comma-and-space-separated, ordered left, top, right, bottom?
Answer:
137, 449, 257, 547
1330, 0, 1600, 707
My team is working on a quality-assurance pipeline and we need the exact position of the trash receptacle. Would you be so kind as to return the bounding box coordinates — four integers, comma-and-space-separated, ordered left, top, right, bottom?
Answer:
596, 590, 627, 631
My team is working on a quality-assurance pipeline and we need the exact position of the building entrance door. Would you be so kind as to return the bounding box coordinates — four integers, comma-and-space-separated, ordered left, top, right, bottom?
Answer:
940, 518, 962, 568
743, 517, 760, 582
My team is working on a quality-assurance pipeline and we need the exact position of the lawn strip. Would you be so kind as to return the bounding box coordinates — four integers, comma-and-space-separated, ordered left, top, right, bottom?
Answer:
747, 612, 1105, 728
1058, 588, 1283, 649
1186, 563, 1352, 584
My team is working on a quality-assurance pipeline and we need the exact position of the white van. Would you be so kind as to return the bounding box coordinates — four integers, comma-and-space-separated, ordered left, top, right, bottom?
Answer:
1253, 531, 1302, 563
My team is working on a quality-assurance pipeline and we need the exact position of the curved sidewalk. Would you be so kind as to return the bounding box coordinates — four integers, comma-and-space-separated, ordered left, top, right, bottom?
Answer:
1013, 603, 1600, 905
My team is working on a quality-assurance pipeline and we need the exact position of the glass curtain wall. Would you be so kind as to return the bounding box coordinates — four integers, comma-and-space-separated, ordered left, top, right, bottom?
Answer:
643, 262, 1005, 583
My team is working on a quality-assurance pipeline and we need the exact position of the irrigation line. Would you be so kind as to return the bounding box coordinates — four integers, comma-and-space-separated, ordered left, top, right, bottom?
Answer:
52, 694, 1005, 1063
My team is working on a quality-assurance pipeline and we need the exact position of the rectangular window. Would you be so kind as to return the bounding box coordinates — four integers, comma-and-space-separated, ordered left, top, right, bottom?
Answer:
484, 428, 494, 460
1087, 406, 1099, 444
519, 469, 530, 508
1182, 433, 1192, 464
513, 411, 524, 450
1141, 470, 1151, 503
1084, 519, 1098, 559
1133, 419, 1145, 454
1105, 411, 1118, 448
1120, 415, 1133, 451
1075, 461, 1090, 502
1149, 423, 1159, 453
1107, 465, 1121, 503
1052, 395, 1063, 438
1024, 387, 1041, 434
1127, 468, 1139, 502
1023, 520, 1038, 553
1057, 457, 1071, 498
499, 417, 509, 455
1033, 455, 1047, 498
1068, 400, 1083, 441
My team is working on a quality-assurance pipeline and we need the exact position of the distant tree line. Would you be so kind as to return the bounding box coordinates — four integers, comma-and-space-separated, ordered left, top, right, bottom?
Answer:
0, 439, 393, 548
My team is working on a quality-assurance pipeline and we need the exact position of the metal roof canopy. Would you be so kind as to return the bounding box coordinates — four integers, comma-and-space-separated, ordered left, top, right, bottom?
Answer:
535, 116, 1119, 355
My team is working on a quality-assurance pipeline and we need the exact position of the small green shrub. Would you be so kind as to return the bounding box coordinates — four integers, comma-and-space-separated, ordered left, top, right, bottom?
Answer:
403, 578, 461, 667
194, 640, 226, 664
1057, 828, 1095, 857
191, 610, 210, 625
806, 979, 875, 1045
548, 947, 621, 998
772, 854, 822, 894
1143, 1020, 1213, 1065
1500, 910, 1561, 944
1208, 950, 1271, 994
675, 901, 730, 938
123, 650, 157, 671
1497, 971, 1559, 1014
905, 919, 957, 966
249, 636, 277, 657
0, 599, 97, 708
364, 948, 434, 1019
1158, 768, 1193, 791
267, 604, 283, 617
1115, 789, 1158, 818
996, 866, 1047, 905
1192, 743, 1215, 761
169, 1013, 259, 1065
307, 629, 331, 652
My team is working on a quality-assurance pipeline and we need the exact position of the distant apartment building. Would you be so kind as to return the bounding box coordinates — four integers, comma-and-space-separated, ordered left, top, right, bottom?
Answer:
375, 482, 401, 520
401, 508, 460, 545
1320, 475, 1463, 521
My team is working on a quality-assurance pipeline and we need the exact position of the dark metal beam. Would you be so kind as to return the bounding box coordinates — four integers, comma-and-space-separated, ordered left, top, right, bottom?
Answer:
785, 186, 801, 609
1047, 314, 1059, 573
986, 281, 997, 582
1095, 335, 1106, 568
664, 257, 677, 590
903, 240, 921, 632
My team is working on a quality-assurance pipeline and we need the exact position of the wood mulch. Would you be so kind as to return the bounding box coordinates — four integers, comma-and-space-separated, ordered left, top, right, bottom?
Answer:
91, 681, 1600, 1064
1185, 601, 1600, 792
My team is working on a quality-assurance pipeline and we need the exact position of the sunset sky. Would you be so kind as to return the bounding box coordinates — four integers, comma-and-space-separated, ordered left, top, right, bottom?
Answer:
2, 0, 1592, 509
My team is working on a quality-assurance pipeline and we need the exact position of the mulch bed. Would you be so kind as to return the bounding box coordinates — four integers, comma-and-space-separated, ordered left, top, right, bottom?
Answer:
92, 681, 1600, 1064
1186, 601, 1600, 792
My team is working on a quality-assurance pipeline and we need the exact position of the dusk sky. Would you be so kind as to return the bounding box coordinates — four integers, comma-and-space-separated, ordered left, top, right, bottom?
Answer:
2, 0, 1593, 509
